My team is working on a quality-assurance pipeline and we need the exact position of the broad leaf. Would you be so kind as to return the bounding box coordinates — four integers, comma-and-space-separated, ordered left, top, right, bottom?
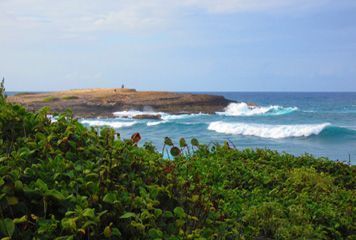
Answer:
0, 218, 15, 237
120, 212, 136, 219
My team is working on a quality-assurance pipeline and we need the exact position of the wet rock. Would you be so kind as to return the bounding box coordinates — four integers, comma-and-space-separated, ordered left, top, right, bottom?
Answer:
132, 114, 162, 120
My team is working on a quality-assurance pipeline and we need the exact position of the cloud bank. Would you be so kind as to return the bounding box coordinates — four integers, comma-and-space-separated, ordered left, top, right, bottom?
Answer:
0, 0, 330, 38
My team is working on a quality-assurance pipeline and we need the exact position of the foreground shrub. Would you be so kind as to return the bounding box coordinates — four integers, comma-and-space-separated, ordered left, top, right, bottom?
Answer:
0, 95, 355, 239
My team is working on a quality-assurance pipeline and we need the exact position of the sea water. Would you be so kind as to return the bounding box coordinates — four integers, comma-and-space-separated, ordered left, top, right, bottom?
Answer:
80, 92, 356, 163
8, 92, 356, 163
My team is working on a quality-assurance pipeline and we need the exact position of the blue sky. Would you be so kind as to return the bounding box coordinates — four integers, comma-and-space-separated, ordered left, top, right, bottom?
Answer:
1, 0, 356, 91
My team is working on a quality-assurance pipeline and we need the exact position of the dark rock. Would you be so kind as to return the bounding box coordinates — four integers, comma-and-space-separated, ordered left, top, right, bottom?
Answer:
132, 114, 162, 120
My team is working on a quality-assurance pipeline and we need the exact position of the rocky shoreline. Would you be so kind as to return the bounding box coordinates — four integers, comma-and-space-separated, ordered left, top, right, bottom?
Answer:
8, 88, 235, 118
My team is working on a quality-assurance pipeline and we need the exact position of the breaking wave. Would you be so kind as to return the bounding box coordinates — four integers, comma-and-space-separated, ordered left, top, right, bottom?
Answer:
161, 113, 208, 121
80, 120, 137, 129
207, 121, 331, 139
217, 102, 298, 116
146, 121, 203, 127
113, 110, 160, 118
113, 110, 208, 121
146, 121, 166, 126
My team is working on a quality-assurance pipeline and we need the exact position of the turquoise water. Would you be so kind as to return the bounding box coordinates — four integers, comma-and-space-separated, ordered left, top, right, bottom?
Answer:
78, 92, 356, 163
7, 92, 356, 163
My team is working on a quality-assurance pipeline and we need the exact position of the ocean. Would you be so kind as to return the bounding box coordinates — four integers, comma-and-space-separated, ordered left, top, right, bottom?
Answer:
7, 92, 356, 163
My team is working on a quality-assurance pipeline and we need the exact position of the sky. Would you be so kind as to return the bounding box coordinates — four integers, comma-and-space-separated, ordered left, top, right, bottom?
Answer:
1, 0, 356, 92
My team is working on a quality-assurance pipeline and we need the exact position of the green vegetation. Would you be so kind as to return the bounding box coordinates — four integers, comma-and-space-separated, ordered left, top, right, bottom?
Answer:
62, 96, 79, 100
14, 92, 33, 96
42, 96, 60, 102
0, 84, 355, 239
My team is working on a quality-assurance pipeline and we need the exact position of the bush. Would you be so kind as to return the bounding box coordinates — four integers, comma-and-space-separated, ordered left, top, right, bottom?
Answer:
0, 97, 355, 239
42, 96, 60, 102
62, 96, 79, 100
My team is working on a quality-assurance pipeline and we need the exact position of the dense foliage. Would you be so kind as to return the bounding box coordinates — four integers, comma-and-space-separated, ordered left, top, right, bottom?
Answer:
0, 88, 355, 239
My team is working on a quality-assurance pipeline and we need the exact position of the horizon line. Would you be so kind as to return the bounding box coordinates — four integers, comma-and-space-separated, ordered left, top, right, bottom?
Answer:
5, 90, 356, 93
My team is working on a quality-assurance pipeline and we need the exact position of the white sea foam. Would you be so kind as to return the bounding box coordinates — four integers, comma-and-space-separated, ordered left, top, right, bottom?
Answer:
113, 110, 208, 121
80, 120, 137, 128
161, 113, 208, 121
147, 121, 166, 126
208, 121, 330, 139
217, 102, 297, 116
113, 110, 160, 118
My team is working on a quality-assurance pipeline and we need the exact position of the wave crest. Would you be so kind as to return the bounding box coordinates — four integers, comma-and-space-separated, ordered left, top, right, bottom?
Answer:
113, 110, 208, 121
80, 120, 137, 129
161, 113, 208, 121
217, 102, 298, 116
113, 110, 159, 118
146, 121, 166, 126
208, 121, 330, 139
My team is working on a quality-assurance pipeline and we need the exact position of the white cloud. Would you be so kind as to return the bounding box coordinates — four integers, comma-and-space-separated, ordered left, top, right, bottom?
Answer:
0, 0, 336, 40
92, 1, 174, 32
181, 0, 329, 13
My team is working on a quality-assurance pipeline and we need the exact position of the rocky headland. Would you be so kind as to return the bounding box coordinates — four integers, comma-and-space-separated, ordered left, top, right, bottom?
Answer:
8, 88, 235, 118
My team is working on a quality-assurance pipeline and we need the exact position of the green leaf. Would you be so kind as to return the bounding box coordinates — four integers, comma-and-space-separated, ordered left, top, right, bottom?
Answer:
179, 138, 187, 148
35, 179, 48, 192
191, 195, 199, 202
154, 209, 162, 217
163, 211, 174, 218
0, 218, 15, 237
175, 219, 185, 228
120, 212, 136, 219
173, 207, 186, 218
82, 208, 95, 218
61, 218, 77, 232
148, 228, 163, 239
170, 147, 181, 157
68, 141, 76, 149
54, 235, 74, 240
82, 220, 97, 229
103, 226, 112, 238
0, 193, 6, 201
6, 196, 18, 205
103, 192, 118, 204
46, 189, 65, 200
14, 180, 23, 190
191, 138, 199, 147
130, 221, 145, 231
112, 227, 121, 237
164, 137, 174, 146
13, 215, 28, 224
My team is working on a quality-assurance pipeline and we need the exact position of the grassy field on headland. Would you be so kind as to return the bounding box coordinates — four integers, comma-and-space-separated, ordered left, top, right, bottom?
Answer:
0, 85, 355, 239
